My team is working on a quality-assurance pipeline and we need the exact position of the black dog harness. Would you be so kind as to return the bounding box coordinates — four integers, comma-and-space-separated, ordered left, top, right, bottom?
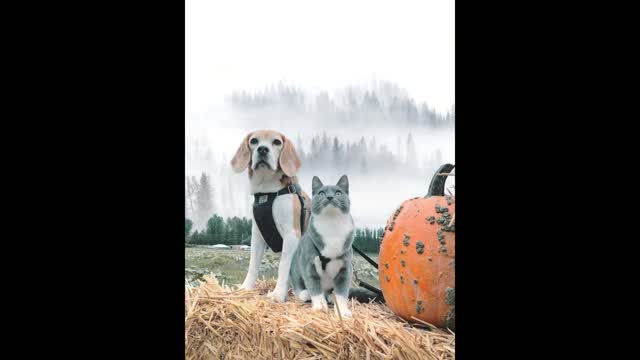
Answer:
253, 184, 307, 253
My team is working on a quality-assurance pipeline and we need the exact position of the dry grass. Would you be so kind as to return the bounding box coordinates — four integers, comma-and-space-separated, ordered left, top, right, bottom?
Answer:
186, 274, 455, 360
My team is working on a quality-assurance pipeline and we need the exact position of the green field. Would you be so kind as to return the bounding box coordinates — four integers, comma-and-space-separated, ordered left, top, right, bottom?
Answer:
185, 246, 380, 289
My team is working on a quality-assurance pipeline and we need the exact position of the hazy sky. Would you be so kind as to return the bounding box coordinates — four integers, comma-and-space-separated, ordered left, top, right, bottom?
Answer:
186, 0, 455, 117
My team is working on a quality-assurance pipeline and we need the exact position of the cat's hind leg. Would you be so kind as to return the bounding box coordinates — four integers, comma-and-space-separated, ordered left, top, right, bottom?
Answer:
290, 272, 310, 302
289, 254, 310, 302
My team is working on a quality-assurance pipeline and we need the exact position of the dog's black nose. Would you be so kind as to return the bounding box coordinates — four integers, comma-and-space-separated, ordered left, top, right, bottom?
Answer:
257, 146, 269, 155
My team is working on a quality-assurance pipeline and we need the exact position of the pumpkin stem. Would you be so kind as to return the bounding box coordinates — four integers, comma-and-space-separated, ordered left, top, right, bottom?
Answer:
426, 163, 455, 197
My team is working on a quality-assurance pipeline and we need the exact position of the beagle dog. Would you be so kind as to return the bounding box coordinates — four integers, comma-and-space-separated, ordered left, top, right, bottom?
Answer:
231, 130, 311, 303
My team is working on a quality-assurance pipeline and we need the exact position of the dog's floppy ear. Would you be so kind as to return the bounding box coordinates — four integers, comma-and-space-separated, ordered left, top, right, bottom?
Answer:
279, 135, 301, 177
230, 132, 253, 173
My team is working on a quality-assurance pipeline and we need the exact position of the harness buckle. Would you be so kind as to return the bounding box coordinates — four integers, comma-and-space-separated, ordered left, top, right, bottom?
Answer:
287, 184, 297, 194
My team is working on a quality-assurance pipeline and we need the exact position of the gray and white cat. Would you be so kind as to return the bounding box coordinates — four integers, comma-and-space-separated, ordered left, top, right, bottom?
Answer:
289, 175, 355, 317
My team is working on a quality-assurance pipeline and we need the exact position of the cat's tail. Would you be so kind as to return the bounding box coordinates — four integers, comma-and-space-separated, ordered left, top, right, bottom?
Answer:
348, 286, 385, 303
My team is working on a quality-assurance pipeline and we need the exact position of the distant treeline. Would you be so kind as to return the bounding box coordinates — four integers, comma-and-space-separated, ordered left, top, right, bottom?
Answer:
295, 132, 435, 176
352, 227, 384, 253
185, 216, 383, 253
227, 81, 454, 128
185, 215, 252, 246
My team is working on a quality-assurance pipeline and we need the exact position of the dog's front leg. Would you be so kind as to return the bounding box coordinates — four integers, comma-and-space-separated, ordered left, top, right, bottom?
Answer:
267, 230, 299, 303
240, 221, 267, 290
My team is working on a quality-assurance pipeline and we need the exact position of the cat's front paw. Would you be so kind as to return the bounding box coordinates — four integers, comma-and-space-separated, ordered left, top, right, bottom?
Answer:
334, 295, 352, 318
336, 307, 352, 318
311, 294, 328, 311
312, 302, 329, 311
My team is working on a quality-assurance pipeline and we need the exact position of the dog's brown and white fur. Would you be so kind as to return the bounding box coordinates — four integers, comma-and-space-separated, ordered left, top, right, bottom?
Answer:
231, 130, 311, 302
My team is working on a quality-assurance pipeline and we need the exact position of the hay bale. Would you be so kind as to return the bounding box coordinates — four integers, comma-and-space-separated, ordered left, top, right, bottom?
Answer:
186, 274, 455, 359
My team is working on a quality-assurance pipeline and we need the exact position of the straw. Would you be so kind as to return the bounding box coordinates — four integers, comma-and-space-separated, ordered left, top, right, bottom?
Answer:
186, 274, 455, 359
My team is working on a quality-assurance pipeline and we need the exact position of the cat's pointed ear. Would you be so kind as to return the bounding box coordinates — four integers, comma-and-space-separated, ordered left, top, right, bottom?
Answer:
336, 175, 349, 194
312, 176, 323, 195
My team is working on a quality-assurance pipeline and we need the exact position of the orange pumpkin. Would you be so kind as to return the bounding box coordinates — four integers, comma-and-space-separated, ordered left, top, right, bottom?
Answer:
378, 164, 455, 329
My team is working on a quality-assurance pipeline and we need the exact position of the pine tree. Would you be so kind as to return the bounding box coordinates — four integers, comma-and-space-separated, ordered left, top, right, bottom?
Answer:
369, 137, 377, 155
226, 216, 244, 245
361, 158, 368, 174
396, 135, 404, 162
316, 92, 331, 112
310, 136, 319, 163
196, 173, 213, 230
368, 92, 380, 110
320, 132, 330, 165
185, 219, 193, 243
206, 215, 224, 244
241, 218, 252, 245
406, 133, 417, 167
332, 137, 342, 163
185, 176, 198, 220
190, 230, 198, 244
355, 136, 366, 168
321, 132, 329, 150
296, 134, 305, 161
449, 104, 455, 126
405, 99, 418, 124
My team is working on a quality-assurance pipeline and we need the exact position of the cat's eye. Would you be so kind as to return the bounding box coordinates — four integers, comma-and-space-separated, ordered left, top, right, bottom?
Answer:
273, 139, 282, 146
250, 138, 258, 145
318, 191, 325, 196
335, 191, 342, 196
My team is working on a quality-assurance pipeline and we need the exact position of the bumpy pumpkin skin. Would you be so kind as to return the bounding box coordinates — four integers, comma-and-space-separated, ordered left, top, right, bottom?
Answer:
378, 196, 455, 329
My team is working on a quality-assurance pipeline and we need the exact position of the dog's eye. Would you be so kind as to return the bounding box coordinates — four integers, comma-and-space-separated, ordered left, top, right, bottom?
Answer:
250, 138, 258, 145
273, 139, 282, 146
318, 191, 325, 196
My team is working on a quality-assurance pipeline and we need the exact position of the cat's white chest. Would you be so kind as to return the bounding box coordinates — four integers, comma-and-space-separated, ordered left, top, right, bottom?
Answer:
313, 257, 344, 291
313, 211, 353, 259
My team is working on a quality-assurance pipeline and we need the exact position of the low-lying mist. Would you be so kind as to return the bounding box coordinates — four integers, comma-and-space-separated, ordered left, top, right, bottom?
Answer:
186, 81, 454, 230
